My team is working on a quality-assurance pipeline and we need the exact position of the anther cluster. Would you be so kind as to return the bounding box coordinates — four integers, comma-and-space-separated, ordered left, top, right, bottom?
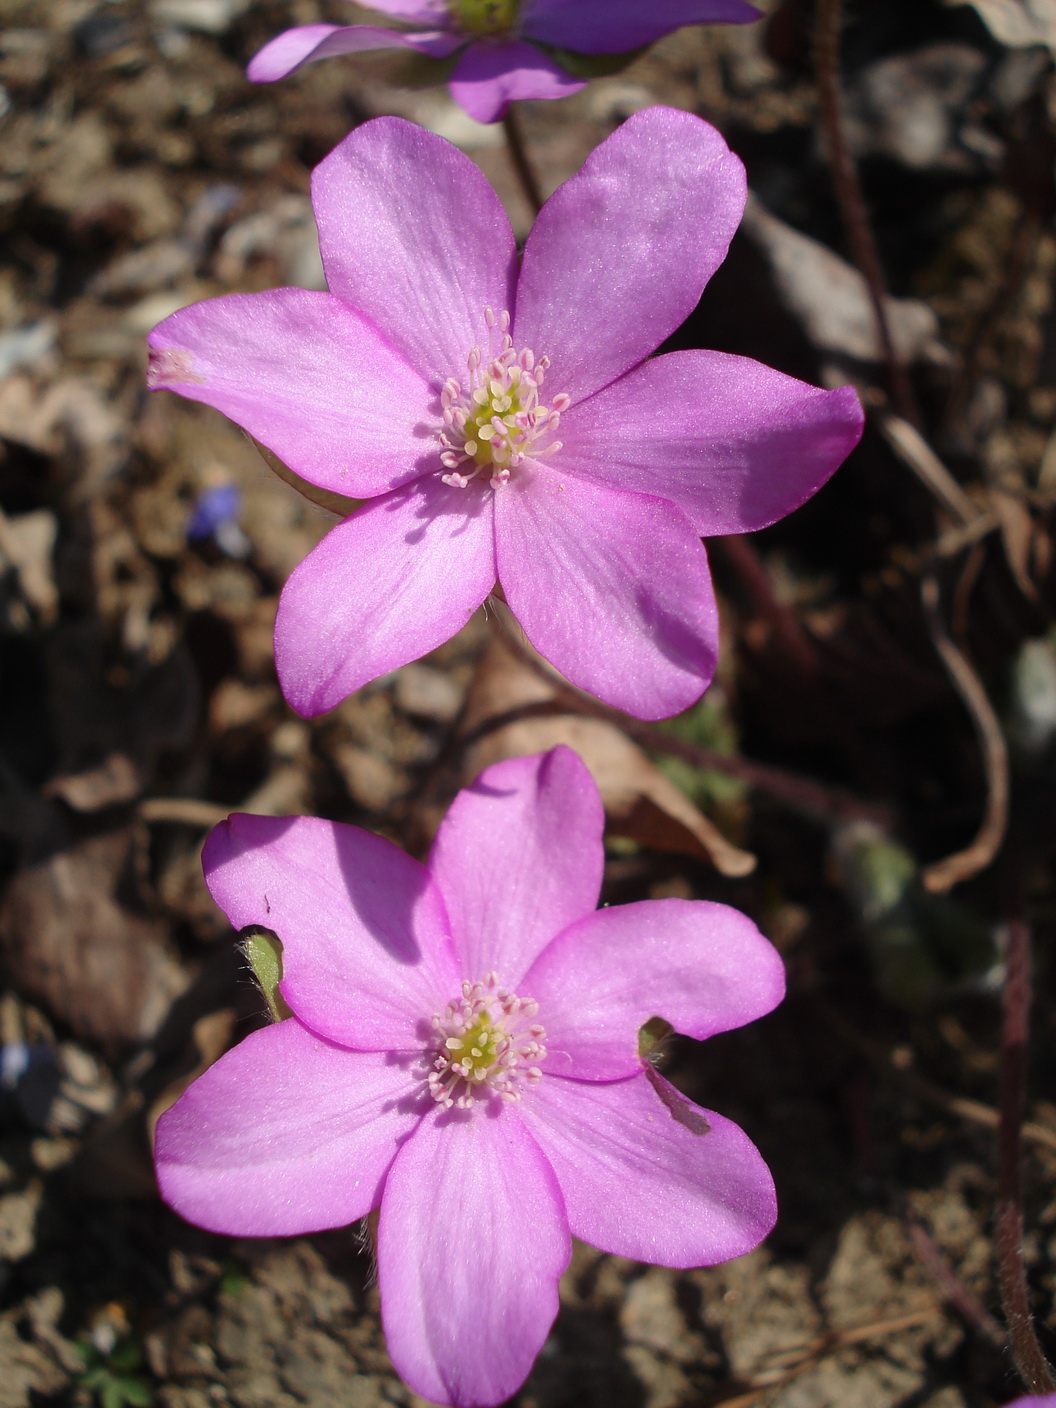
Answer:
428, 973, 547, 1109
439, 308, 569, 489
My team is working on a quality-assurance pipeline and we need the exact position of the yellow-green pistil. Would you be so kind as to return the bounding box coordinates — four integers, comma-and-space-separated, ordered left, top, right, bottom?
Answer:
429, 974, 547, 1109
449, 0, 520, 38
439, 307, 569, 488
444, 1014, 504, 1078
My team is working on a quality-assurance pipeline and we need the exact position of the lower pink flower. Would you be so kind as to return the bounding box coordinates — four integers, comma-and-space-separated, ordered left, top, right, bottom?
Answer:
155, 746, 784, 1406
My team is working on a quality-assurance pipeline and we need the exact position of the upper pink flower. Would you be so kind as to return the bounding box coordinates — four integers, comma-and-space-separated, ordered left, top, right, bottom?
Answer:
147, 107, 863, 721
247, 0, 763, 124
154, 746, 784, 1407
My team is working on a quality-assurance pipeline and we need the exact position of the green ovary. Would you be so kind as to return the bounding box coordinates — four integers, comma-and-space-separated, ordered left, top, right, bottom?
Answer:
449, 0, 520, 37
446, 1016, 503, 1078
464, 382, 530, 467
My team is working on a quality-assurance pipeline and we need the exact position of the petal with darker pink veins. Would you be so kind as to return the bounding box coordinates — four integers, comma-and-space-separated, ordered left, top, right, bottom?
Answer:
312, 118, 517, 383
202, 813, 458, 1050
521, 1071, 776, 1266
496, 463, 718, 720
428, 746, 604, 985
156, 1020, 425, 1237
147, 290, 435, 499
275, 477, 496, 718
378, 1104, 570, 1407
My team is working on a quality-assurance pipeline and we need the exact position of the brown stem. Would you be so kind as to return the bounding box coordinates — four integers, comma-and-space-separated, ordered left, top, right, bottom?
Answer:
996, 916, 1056, 1393
489, 623, 895, 828
502, 106, 543, 215
713, 535, 821, 679
919, 573, 1009, 893
814, 0, 921, 426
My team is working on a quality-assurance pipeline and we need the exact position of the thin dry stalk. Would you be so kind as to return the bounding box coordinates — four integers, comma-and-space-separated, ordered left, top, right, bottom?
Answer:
996, 917, 1056, 1393
502, 107, 544, 215
919, 573, 1009, 892
814, 0, 920, 425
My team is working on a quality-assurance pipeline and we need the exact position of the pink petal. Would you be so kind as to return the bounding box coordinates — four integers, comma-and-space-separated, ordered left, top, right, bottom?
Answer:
448, 39, 585, 124
274, 476, 496, 718
526, 898, 785, 1080
495, 464, 719, 720
523, 0, 761, 54
558, 352, 864, 536
521, 1072, 776, 1266
513, 107, 746, 405
378, 1105, 570, 1406
202, 814, 459, 1050
247, 24, 458, 83
156, 1020, 425, 1237
147, 290, 436, 499
427, 747, 604, 985
312, 118, 517, 384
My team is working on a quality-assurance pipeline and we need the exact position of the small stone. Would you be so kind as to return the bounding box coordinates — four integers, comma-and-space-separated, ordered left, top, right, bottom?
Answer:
394, 664, 464, 724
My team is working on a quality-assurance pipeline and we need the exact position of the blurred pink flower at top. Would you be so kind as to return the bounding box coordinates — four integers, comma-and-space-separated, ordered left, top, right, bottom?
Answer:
1003, 1397, 1056, 1405
247, 0, 763, 124
155, 745, 785, 1407
147, 106, 863, 722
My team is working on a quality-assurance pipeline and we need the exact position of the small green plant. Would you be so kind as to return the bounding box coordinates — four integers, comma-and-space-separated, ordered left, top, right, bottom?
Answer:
77, 1337, 154, 1408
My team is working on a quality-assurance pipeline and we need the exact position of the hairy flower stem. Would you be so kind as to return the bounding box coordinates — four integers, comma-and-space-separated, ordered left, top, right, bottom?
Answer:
503, 106, 544, 214
813, 0, 921, 427
996, 916, 1056, 1393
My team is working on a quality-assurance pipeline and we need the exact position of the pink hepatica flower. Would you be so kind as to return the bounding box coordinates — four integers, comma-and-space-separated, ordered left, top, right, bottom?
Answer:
155, 747, 784, 1407
147, 108, 864, 721
247, 0, 763, 124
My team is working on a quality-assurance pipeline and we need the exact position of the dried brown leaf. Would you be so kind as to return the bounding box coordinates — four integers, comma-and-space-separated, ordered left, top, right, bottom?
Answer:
458, 633, 756, 877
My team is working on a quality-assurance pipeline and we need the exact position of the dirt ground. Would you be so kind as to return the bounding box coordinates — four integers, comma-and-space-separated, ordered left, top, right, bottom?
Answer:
1, 0, 1056, 1404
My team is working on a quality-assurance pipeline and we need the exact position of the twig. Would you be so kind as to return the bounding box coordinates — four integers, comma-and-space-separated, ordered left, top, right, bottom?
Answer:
904, 1208, 1007, 1349
139, 797, 230, 827
502, 107, 544, 215
818, 1002, 1056, 1155
919, 572, 1009, 892
814, 0, 921, 425
996, 916, 1056, 1393
873, 411, 979, 527
705, 1308, 941, 1406
712, 535, 822, 679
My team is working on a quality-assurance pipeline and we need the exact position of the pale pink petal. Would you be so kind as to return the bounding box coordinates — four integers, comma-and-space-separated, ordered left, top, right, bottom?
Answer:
202, 814, 458, 1050
557, 352, 864, 536
147, 291, 435, 499
247, 24, 457, 83
521, 1072, 776, 1266
523, 0, 760, 53
312, 118, 517, 384
378, 1106, 570, 1407
513, 106, 746, 404
496, 463, 719, 720
526, 899, 784, 1080
275, 477, 496, 718
448, 39, 585, 123
156, 1021, 425, 1236
428, 747, 604, 985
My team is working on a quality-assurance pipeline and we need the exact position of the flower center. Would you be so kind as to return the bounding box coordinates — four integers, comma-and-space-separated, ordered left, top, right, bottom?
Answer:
448, 0, 520, 37
439, 307, 569, 489
429, 973, 546, 1109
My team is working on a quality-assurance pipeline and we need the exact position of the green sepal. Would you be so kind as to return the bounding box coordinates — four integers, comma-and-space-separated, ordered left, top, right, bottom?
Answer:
241, 926, 294, 1022
637, 1015, 674, 1061
543, 45, 648, 79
